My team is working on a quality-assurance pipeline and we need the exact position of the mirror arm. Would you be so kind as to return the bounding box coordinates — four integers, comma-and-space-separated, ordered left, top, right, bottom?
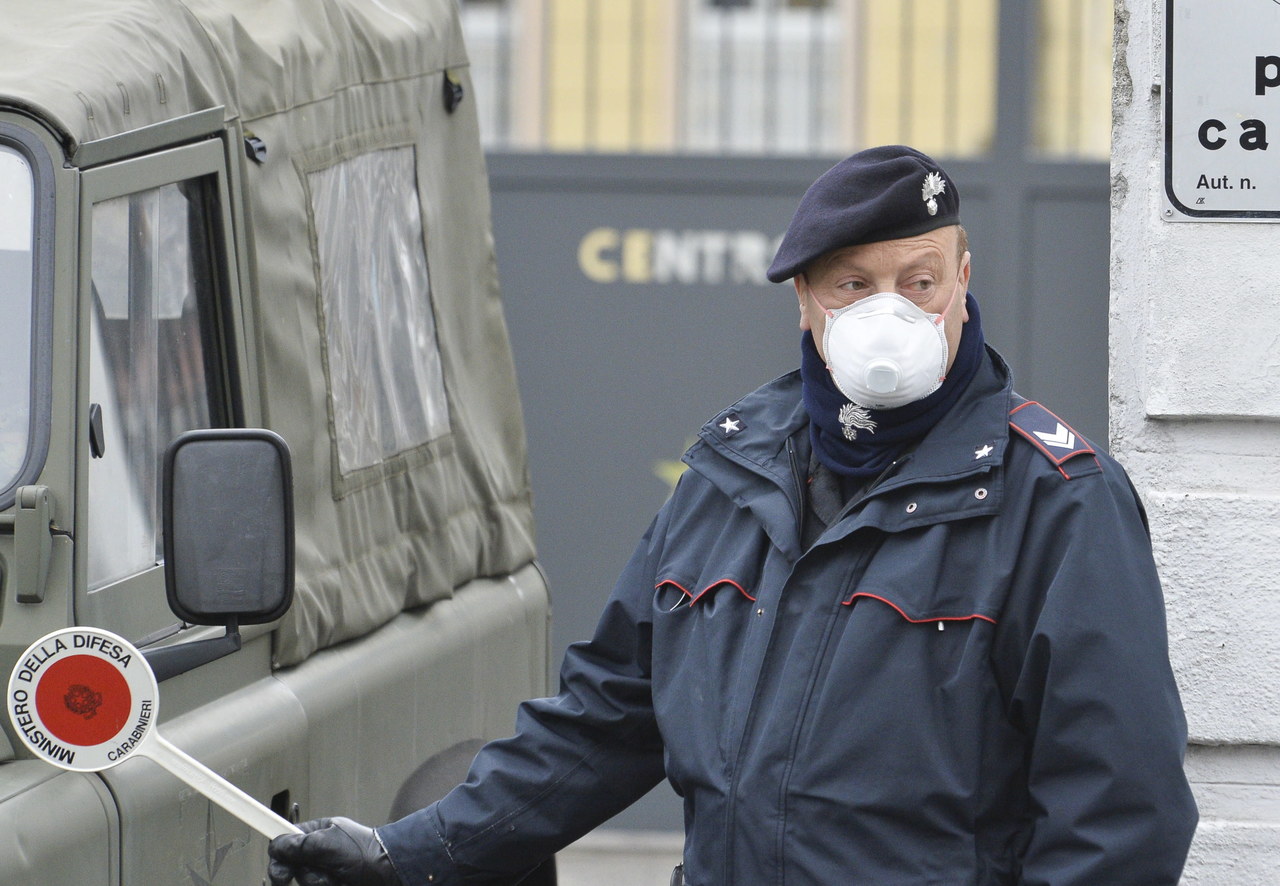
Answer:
143, 620, 242, 683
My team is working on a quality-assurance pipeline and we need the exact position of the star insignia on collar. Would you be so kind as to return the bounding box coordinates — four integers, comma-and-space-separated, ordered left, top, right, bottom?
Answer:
922, 171, 946, 216
719, 414, 743, 436
974, 443, 994, 459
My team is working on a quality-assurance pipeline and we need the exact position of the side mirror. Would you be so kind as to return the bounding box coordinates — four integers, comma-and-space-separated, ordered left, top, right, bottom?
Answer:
143, 429, 294, 681
163, 428, 294, 624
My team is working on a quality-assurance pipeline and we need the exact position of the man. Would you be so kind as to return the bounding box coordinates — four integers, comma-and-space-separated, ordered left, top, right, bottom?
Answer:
268, 145, 1198, 885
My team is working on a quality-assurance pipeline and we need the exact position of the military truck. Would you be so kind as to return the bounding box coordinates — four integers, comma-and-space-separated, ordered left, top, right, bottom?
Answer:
0, 1, 551, 882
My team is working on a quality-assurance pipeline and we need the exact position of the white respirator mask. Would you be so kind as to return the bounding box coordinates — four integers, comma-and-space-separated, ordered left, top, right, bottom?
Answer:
821, 288, 958, 410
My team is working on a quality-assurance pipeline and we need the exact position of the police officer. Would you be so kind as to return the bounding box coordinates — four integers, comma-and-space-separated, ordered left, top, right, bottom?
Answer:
268, 145, 1198, 885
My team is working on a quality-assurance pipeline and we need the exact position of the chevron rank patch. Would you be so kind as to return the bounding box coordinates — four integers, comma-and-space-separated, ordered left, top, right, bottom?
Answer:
1008, 399, 1101, 479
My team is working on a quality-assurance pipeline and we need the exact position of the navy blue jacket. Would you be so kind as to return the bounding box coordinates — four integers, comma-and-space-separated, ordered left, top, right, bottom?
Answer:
379, 348, 1197, 885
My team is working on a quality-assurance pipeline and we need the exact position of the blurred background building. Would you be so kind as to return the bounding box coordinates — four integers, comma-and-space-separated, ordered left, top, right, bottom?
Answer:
454, 2, 1118, 882
460, 0, 1111, 159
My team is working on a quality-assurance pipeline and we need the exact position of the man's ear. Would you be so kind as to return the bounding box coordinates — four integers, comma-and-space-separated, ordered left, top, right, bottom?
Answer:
793, 274, 810, 331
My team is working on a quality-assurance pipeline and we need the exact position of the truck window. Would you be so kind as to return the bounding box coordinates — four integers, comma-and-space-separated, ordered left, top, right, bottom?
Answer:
307, 146, 450, 478
0, 144, 33, 493
87, 178, 224, 589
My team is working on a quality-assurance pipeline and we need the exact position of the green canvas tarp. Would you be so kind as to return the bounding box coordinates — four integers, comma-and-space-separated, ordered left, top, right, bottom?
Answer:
2, 0, 536, 665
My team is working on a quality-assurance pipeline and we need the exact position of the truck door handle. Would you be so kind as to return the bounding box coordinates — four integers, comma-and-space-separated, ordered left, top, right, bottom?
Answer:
13, 486, 54, 604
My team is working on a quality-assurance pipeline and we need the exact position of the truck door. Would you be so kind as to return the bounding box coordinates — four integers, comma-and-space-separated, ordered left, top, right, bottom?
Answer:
76, 135, 242, 640
74, 129, 302, 884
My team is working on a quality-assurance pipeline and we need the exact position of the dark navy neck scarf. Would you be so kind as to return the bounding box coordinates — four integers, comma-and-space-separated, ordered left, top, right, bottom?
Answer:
801, 294, 985, 478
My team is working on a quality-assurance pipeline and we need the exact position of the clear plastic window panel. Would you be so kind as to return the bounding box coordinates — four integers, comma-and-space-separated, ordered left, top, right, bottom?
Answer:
87, 181, 217, 589
308, 147, 450, 475
0, 145, 34, 493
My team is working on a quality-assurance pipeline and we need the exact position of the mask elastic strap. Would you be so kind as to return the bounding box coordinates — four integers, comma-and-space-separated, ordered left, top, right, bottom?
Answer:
820, 291, 838, 321
932, 281, 963, 328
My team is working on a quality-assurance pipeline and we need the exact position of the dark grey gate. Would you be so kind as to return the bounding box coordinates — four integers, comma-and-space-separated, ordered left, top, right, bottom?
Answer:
487, 2, 1109, 832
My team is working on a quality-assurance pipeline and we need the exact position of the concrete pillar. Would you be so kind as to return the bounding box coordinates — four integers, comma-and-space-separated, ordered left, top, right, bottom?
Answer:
1111, 3, 1280, 882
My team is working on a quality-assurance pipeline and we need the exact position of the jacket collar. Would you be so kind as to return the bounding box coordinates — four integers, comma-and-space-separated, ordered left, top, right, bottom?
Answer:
686, 371, 809, 558
695, 370, 809, 475
687, 347, 1015, 546
873, 345, 1013, 493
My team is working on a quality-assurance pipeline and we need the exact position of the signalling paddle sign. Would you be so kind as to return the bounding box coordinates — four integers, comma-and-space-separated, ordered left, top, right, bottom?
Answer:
6, 626, 300, 839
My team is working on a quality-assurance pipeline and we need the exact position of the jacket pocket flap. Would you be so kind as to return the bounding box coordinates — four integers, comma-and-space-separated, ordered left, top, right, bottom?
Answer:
841, 590, 997, 624
657, 576, 756, 605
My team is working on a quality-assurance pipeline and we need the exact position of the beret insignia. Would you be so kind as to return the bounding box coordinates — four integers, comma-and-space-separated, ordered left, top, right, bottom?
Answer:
922, 172, 946, 216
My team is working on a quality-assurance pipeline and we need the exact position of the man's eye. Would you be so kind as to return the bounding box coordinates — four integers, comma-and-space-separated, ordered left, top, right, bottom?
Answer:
906, 279, 934, 291
838, 280, 868, 291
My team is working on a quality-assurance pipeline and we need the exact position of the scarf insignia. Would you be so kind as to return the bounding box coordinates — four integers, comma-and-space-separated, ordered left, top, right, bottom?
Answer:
839, 402, 877, 440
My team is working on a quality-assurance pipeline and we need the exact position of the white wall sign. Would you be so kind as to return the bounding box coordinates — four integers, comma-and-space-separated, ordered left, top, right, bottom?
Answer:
1165, 0, 1280, 219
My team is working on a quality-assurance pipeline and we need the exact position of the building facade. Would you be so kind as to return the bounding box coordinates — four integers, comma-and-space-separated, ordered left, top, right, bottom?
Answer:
1112, 1, 1280, 882
461, 0, 1112, 160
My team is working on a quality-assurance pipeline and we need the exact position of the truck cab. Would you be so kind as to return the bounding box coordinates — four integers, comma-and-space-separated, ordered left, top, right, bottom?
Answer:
0, 2, 550, 882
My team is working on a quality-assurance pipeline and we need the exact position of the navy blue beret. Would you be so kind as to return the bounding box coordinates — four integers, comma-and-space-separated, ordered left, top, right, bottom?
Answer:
766, 145, 961, 283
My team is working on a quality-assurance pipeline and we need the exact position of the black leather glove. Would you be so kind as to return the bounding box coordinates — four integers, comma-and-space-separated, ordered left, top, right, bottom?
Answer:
267, 817, 403, 886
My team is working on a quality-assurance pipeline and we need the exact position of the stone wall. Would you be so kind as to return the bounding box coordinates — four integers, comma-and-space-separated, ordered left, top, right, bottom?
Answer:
1112, 3, 1280, 881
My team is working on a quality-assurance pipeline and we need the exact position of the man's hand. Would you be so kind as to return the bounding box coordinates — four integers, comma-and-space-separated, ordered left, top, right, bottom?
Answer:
267, 817, 403, 886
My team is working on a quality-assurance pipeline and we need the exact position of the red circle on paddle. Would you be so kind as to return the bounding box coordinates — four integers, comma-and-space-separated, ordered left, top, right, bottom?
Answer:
34, 654, 132, 746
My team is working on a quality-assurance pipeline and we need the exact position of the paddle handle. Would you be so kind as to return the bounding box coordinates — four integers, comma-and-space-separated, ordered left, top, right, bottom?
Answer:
144, 734, 303, 839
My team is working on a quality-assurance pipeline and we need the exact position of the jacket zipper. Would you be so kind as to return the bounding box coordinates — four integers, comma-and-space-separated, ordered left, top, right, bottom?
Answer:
772, 540, 882, 884
786, 437, 805, 542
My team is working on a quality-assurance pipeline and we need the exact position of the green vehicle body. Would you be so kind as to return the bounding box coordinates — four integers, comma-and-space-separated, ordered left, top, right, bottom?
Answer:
0, 1, 549, 882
